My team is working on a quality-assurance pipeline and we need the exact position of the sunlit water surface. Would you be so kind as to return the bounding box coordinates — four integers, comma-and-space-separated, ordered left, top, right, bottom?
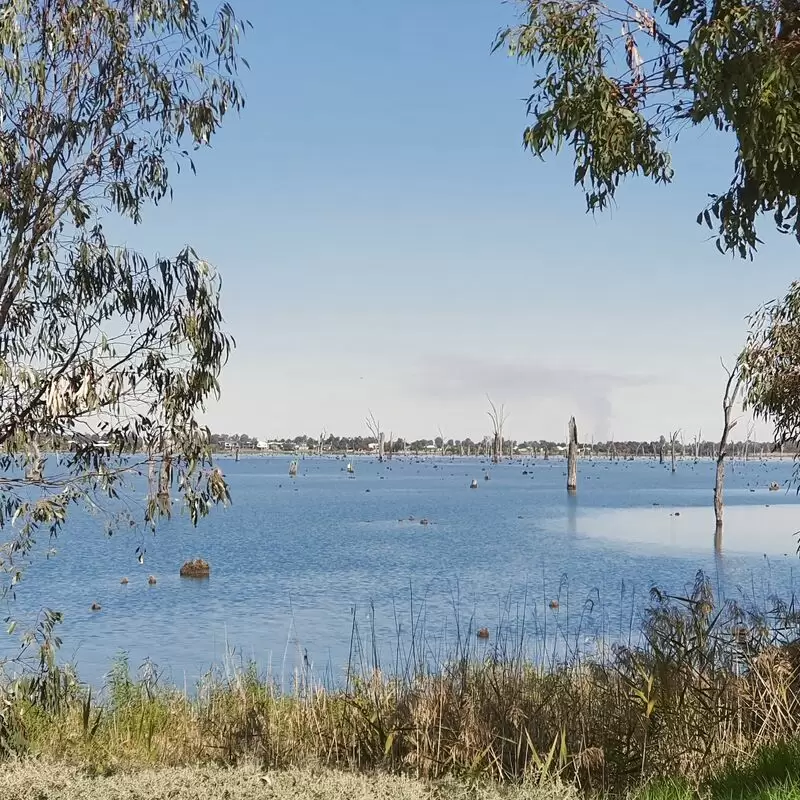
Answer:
3, 455, 800, 687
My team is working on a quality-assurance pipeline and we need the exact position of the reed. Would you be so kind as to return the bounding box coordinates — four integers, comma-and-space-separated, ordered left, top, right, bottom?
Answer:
3, 571, 800, 796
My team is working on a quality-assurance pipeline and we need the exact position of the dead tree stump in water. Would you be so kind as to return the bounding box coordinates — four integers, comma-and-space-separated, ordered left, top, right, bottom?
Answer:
669, 430, 680, 474
486, 397, 508, 465
567, 416, 578, 493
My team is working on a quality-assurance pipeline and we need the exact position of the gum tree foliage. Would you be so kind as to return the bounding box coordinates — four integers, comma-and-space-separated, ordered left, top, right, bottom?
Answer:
0, 0, 248, 649
740, 283, 800, 447
495, 0, 800, 257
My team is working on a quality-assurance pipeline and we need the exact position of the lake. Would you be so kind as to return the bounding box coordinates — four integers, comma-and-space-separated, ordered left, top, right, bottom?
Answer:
3, 455, 800, 688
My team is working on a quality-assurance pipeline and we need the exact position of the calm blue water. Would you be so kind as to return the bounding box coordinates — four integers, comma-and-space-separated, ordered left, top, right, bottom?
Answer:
3, 455, 800, 687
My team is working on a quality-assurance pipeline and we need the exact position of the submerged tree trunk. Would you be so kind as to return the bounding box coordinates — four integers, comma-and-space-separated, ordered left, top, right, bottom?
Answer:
567, 416, 578, 492
669, 431, 679, 474
378, 431, 385, 462
714, 366, 743, 544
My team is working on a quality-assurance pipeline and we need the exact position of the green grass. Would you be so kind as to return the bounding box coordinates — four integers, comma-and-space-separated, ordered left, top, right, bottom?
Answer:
707, 741, 800, 800
633, 743, 800, 800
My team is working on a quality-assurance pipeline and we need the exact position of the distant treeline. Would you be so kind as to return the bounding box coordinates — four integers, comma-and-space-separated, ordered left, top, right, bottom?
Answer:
211, 432, 797, 458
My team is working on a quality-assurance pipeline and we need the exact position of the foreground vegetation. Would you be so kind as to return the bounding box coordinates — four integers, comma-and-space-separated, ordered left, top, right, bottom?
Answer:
4, 574, 800, 798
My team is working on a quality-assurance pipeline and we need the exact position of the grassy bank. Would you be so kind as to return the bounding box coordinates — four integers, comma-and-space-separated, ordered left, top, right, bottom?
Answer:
3, 573, 800, 797
4, 758, 800, 800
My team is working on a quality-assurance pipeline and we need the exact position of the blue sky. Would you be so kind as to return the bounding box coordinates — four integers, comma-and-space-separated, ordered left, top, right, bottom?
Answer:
117, 0, 800, 442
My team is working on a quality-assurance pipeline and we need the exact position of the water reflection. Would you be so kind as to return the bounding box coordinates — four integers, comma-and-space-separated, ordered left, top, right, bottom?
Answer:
578, 504, 799, 556
567, 492, 578, 536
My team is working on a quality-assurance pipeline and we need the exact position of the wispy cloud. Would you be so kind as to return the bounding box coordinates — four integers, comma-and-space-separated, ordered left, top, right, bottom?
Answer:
417, 354, 657, 436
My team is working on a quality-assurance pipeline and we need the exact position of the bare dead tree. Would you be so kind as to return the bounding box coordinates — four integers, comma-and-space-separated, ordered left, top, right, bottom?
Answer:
669, 430, 680, 473
387, 431, 393, 460
744, 420, 755, 461
567, 416, 578, 492
657, 436, 666, 464
487, 396, 509, 464
714, 362, 743, 542
680, 431, 686, 460
437, 425, 446, 458
318, 428, 326, 457
693, 431, 701, 461
365, 410, 384, 462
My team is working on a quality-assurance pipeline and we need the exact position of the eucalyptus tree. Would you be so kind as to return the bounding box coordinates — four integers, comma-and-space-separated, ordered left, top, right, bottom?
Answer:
496, 0, 800, 257
741, 284, 800, 449
0, 0, 248, 644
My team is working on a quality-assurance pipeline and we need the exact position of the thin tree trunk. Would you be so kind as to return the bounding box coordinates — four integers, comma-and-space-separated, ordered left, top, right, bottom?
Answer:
567, 417, 578, 492
714, 367, 743, 542
378, 432, 385, 462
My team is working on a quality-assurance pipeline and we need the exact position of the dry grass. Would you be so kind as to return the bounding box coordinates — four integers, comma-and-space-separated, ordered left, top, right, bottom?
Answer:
0, 762, 579, 800
4, 572, 800, 795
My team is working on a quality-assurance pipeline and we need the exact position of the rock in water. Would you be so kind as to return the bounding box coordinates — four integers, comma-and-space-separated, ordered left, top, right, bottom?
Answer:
91, 603, 102, 612
180, 559, 211, 578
